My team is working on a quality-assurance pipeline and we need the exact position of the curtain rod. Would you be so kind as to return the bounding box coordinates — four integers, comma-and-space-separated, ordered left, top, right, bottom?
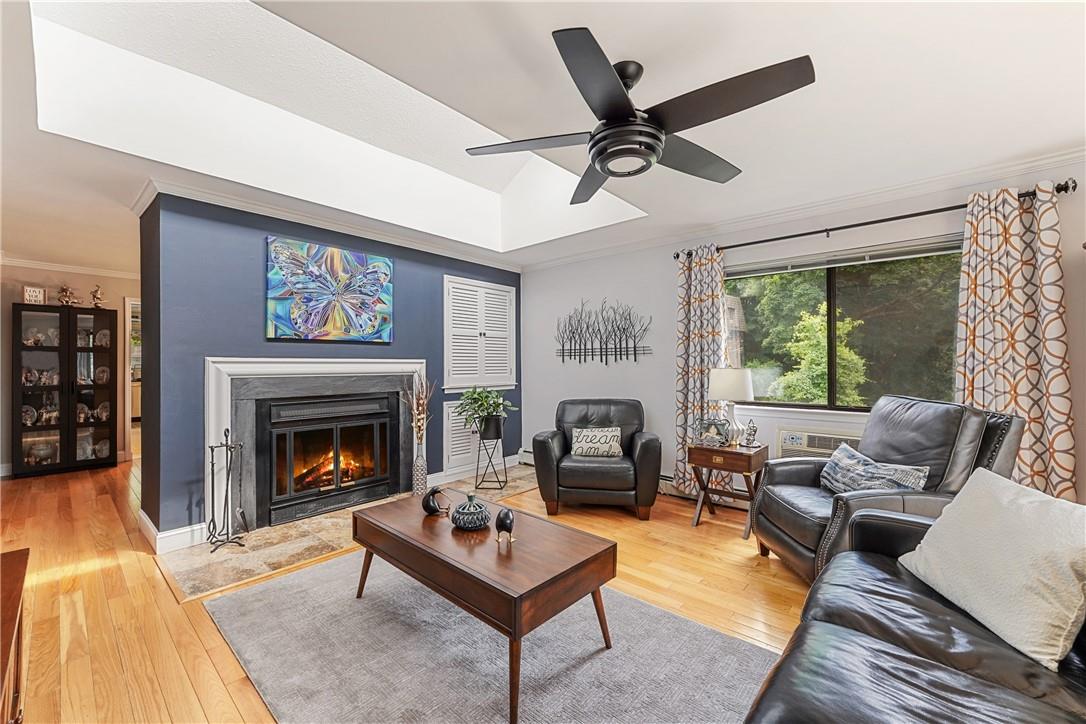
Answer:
672, 177, 1078, 259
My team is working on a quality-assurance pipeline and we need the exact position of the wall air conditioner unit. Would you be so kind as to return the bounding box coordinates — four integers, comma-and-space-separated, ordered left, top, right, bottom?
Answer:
778, 430, 861, 458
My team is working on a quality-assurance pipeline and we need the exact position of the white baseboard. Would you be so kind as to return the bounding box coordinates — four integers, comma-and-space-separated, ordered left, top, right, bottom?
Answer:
0, 463, 10, 478
138, 510, 207, 554
427, 455, 521, 487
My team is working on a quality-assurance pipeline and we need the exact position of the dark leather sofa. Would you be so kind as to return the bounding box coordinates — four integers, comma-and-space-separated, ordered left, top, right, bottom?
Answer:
533, 399, 661, 520
746, 509, 1086, 723
750, 395, 1025, 582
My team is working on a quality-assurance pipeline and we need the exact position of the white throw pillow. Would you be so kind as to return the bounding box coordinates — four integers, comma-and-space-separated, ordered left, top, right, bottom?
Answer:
899, 467, 1086, 671
570, 427, 623, 457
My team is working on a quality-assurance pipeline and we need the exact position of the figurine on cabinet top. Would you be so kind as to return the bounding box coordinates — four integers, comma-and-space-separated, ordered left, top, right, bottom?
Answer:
90, 285, 107, 308
57, 285, 82, 306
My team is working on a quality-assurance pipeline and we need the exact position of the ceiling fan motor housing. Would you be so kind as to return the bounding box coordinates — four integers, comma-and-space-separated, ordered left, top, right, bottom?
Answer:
589, 119, 665, 178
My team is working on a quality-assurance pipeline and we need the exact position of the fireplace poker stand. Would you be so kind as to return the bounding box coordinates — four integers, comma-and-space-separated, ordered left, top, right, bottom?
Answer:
207, 428, 245, 553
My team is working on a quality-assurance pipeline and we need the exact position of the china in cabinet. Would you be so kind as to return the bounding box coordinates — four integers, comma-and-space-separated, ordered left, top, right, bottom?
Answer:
12, 303, 118, 477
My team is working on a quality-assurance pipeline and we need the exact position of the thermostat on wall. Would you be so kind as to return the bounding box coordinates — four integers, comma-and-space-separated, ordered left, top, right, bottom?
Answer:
22, 286, 46, 304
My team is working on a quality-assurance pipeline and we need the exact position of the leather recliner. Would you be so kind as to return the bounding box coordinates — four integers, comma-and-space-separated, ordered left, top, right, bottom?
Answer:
749, 395, 1025, 583
533, 399, 661, 520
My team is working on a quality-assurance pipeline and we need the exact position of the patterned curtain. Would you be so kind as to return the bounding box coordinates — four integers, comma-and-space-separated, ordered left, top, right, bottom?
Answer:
674, 245, 726, 494
956, 182, 1077, 501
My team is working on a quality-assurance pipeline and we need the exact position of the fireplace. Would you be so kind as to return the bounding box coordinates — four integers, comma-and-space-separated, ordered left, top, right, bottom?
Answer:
254, 393, 400, 526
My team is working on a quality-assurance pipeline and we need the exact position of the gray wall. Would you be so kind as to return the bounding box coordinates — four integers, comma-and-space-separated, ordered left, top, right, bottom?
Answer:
141, 195, 520, 532
522, 162, 1086, 502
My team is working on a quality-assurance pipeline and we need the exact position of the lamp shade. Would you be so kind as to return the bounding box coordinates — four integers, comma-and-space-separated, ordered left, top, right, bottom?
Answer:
707, 368, 753, 403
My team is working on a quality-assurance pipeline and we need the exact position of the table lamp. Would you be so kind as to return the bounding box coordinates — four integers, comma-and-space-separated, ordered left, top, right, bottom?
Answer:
707, 368, 753, 444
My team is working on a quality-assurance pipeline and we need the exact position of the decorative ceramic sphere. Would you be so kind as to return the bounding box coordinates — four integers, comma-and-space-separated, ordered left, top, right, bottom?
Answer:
495, 508, 515, 541
421, 487, 448, 516
451, 494, 491, 531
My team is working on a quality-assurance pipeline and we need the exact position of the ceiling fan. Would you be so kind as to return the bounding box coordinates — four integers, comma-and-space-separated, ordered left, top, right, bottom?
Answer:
466, 27, 814, 204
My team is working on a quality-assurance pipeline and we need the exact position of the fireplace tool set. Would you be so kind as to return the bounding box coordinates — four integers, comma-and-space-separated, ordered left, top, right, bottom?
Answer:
207, 428, 247, 552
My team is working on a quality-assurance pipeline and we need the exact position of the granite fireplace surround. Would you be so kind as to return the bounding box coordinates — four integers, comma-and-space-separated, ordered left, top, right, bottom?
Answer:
224, 372, 414, 532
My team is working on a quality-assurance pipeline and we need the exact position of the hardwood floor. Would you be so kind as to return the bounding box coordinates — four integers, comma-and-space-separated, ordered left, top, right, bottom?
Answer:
501, 491, 807, 652
2, 462, 272, 723
1, 461, 806, 722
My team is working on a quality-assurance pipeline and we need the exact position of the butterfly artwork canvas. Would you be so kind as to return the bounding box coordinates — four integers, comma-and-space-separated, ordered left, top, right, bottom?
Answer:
265, 236, 393, 342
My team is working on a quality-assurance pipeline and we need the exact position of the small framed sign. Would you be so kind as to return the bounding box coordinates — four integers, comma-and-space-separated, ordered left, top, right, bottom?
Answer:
22, 286, 46, 305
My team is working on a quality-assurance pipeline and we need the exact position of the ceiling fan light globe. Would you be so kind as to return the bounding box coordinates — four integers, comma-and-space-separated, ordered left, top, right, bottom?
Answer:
596, 147, 654, 177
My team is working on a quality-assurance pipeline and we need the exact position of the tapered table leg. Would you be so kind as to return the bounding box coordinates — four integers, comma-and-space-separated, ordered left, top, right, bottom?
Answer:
591, 588, 612, 649
509, 637, 521, 724
355, 549, 374, 599
691, 466, 716, 527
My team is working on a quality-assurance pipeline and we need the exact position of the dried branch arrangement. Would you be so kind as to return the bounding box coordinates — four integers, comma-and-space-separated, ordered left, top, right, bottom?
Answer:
401, 372, 436, 445
554, 299, 652, 364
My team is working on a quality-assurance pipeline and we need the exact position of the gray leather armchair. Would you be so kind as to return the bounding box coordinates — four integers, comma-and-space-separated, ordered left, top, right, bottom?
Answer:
533, 399, 661, 520
750, 395, 1024, 583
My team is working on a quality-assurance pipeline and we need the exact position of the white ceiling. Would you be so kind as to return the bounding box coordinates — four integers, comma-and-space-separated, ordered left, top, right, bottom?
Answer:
2, 1, 1084, 274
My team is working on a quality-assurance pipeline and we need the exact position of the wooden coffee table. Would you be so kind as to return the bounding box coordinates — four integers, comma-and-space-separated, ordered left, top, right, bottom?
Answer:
352, 492, 617, 723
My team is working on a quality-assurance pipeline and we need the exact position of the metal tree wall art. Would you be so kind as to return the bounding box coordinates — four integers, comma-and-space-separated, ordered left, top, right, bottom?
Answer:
554, 299, 652, 364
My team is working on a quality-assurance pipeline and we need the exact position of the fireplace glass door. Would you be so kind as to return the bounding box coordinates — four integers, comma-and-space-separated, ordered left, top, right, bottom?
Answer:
339, 423, 381, 486
261, 393, 398, 525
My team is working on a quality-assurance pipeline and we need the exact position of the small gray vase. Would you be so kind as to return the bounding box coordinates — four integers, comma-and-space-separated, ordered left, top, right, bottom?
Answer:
412, 453, 428, 496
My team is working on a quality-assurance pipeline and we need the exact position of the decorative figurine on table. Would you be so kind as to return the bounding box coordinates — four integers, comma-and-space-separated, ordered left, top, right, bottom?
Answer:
739, 419, 759, 448
421, 487, 450, 516
495, 507, 516, 546
57, 285, 82, 306
90, 285, 107, 308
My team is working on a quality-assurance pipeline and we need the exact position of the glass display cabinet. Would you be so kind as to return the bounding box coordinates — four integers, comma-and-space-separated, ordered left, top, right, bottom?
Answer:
11, 303, 118, 477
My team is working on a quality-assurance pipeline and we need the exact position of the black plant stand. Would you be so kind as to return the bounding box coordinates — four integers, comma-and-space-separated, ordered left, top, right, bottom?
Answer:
475, 434, 508, 491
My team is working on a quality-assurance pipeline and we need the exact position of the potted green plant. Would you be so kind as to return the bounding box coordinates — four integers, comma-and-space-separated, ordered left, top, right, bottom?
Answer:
453, 387, 518, 441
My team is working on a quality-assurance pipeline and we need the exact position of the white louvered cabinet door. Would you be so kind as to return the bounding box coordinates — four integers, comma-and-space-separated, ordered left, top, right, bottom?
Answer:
443, 275, 516, 390
481, 287, 513, 381
444, 402, 479, 471
445, 281, 483, 386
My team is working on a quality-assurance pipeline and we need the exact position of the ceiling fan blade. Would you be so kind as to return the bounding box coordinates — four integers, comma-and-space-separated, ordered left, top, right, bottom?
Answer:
552, 28, 636, 122
466, 132, 591, 156
658, 134, 742, 184
570, 165, 607, 204
645, 56, 815, 134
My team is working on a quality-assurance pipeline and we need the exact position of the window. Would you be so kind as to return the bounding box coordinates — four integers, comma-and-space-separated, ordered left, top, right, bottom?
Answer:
443, 275, 517, 390
723, 251, 961, 409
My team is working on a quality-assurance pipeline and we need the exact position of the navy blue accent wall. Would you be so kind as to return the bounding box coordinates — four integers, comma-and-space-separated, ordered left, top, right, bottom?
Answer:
140, 195, 520, 533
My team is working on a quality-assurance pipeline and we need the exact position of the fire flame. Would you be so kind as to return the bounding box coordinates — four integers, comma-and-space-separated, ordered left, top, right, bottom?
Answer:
295, 446, 372, 489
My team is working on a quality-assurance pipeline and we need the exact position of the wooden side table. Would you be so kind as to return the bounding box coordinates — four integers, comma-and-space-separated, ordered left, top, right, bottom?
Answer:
687, 443, 769, 536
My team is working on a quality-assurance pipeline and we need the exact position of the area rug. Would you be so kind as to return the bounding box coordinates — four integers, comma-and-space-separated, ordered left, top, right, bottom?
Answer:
204, 551, 777, 723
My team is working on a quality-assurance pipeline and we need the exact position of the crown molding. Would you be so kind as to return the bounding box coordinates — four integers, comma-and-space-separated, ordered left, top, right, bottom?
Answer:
131, 179, 524, 274
0, 252, 140, 280
521, 147, 1086, 272
131, 178, 159, 218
